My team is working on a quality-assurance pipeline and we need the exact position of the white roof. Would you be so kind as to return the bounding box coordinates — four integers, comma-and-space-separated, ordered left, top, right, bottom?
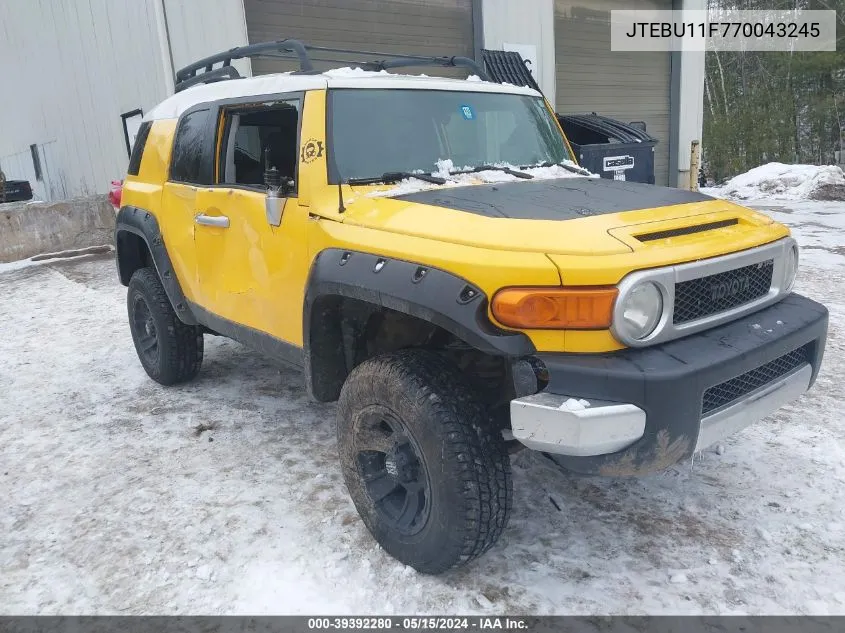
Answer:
144, 68, 542, 121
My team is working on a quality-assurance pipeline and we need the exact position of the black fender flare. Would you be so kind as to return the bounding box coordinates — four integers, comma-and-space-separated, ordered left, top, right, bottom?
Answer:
302, 248, 535, 400
114, 205, 198, 325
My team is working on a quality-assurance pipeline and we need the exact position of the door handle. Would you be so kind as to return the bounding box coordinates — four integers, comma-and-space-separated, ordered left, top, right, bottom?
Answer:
195, 214, 230, 228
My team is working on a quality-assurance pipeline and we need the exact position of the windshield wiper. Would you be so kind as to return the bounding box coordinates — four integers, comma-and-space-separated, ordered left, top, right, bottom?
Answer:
451, 165, 533, 179
533, 161, 592, 176
347, 171, 446, 186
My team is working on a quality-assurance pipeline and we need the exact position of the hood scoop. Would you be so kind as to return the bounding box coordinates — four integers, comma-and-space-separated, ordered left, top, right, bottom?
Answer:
634, 218, 739, 242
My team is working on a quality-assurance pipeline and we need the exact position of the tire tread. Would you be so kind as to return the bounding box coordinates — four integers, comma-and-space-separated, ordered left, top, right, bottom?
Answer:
128, 267, 203, 385
338, 349, 512, 574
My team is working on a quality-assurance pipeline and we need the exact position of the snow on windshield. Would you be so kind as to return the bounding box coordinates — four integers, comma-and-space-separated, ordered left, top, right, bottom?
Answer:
364, 159, 597, 198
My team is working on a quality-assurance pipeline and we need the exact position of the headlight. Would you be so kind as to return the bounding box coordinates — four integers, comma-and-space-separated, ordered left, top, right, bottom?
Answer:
783, 244, 799, 291
617, 282, 663, 340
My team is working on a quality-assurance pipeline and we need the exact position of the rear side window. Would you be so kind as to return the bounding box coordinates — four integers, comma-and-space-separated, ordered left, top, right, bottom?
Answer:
127, 121, 152, 176
170, 108, 213, 184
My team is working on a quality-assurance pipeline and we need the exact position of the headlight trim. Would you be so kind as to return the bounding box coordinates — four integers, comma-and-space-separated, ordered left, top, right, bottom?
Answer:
616, 281, 665, 341
783, 244, 799, 292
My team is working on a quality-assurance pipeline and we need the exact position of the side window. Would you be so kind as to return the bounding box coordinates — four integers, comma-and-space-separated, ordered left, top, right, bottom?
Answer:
127, 121, 152, 176
170, 108, 213, 184
219, 101, 299, 189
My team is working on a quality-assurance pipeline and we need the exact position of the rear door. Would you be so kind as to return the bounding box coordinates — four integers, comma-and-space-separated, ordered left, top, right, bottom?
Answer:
160, 107, 216, 305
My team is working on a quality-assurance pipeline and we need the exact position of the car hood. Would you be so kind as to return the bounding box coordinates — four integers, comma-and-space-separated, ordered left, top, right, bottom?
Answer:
331, 177, 787, 263
389, 176, 712, 221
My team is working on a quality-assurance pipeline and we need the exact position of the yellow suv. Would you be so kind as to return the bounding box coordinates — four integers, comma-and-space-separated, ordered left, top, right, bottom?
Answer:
116, 40, 828, 574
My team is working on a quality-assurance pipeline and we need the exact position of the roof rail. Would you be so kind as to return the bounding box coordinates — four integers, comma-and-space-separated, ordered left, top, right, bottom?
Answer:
174, 39, 490, 92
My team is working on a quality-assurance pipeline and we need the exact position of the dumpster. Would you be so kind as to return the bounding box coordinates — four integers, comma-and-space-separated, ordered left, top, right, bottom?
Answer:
556, 113, 658, 184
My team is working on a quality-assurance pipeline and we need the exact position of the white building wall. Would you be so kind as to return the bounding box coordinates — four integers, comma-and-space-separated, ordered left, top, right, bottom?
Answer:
162, 0, 252, 81
480, 0, 556, 105
0, 0, 249, 201
0, 0, 170, 201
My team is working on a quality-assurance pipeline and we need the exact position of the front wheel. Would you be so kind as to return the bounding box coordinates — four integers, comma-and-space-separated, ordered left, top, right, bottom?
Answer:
127, 267, 203, 385
337, 350, 512, 574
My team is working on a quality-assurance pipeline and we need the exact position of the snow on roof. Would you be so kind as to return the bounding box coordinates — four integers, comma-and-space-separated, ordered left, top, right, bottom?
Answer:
321, 66, 539, 94
144, 74, 326, 121
144, 68, 541, 121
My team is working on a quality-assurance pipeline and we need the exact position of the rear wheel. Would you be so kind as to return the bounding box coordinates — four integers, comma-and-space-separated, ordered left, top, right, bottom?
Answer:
337, 350, 512, 574
127, 267, 203, 385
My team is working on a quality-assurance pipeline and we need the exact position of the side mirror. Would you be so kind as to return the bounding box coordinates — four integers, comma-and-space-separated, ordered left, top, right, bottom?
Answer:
263, 162, 294, 226
265, 191, 285, 227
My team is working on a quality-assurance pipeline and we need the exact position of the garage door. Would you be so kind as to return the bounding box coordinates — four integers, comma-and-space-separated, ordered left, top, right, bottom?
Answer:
244, 0, 475, 77
554, 0, 671, 185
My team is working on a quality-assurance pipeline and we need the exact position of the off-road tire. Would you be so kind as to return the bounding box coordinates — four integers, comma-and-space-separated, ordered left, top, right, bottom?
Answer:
127, 267, 203, 385
337, 349, 512, 574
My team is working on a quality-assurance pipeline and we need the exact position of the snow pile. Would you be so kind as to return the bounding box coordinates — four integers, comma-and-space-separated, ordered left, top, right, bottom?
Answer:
0, 199, 44, 208
366, 159, 596, 198
560, 398, 591, 412
704, 162, 845, 201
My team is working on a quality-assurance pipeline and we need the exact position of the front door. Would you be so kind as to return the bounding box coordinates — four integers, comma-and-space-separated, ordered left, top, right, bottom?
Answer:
193, 96, 309, 346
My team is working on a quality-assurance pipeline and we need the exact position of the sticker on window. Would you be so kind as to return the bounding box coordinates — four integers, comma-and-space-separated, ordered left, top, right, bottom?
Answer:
459, 105, 474, 120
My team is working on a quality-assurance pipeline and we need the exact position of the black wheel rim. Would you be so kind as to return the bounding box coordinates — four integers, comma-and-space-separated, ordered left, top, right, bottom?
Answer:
132, 294, 159, 366
355, 407, 431, 536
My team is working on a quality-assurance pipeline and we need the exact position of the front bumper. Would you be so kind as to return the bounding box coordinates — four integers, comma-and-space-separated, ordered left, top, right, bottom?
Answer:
510, 293, 828, 476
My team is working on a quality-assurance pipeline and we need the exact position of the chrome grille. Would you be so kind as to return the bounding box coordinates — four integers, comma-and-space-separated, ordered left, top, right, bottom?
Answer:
701, 346, 809, 415
674, 260, 774, 325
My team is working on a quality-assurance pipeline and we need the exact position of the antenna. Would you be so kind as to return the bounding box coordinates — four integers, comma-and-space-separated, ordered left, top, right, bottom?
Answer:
338, 181, 346, 214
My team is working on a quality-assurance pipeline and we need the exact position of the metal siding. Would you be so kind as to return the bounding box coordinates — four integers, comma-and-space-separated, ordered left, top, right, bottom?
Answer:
164, 0, 252, 78
0, 0, 249, 200
0, 0, 170, 200
554, 0, 672, 185
243, 0, 474, 77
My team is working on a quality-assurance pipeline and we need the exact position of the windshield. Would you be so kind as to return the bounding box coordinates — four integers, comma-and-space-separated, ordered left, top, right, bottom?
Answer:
327, 89, 574, 183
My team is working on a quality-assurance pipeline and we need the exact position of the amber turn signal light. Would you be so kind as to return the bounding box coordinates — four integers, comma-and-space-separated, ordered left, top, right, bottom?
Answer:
491, 287, 618, 329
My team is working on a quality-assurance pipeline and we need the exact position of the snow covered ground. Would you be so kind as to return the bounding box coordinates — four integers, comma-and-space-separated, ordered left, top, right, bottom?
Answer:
1, 200, 844, 615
